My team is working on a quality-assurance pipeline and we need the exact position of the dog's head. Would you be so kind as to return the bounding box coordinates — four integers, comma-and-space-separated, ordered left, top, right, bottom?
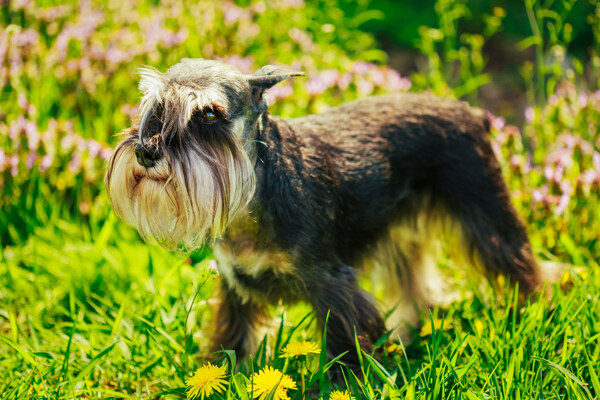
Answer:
105, 58, 303, 250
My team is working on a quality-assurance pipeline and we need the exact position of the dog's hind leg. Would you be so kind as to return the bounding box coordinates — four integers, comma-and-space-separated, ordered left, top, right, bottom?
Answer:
434, 136, 541, 293
372, 204, 452, 343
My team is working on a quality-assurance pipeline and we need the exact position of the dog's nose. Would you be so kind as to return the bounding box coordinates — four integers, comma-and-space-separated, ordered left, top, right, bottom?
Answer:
135, 144, 161, 168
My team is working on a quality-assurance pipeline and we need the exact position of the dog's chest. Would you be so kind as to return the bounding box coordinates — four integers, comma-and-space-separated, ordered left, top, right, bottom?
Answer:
213, 215, 304, 304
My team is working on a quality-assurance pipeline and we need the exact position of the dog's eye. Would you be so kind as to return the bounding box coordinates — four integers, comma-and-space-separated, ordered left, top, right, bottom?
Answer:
202, 111, 218, 123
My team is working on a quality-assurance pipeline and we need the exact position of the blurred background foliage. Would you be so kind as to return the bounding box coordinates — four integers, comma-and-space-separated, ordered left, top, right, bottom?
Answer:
1, 0, 600, 397
1, 0, 599, 261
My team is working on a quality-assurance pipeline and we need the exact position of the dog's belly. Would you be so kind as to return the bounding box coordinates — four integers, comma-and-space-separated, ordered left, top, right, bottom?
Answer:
213, 239, 305, 305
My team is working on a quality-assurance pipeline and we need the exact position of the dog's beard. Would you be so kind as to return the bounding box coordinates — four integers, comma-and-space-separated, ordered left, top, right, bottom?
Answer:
105, 136, 255, 251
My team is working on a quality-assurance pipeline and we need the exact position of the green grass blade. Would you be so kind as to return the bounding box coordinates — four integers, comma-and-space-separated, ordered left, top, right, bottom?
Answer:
0, 335, 36, 366
76, 340, 119, 382
232, 373, 250, 400
363, 352, 395, 387
532, 356, 594, 399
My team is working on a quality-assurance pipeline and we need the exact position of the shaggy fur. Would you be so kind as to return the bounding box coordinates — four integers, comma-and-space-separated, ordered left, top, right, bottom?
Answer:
105, 59, 542, 369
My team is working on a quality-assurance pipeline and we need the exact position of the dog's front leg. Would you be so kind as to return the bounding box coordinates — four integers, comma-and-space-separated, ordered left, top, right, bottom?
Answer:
307, 262, 386, 370
210, 280, 268, 360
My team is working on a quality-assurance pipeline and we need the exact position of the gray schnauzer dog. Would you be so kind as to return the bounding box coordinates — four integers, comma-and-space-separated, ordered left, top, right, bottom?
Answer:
105, 58, 542, 368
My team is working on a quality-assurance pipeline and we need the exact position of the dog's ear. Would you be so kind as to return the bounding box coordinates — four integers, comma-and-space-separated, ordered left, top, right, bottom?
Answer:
247, 65, 304, 112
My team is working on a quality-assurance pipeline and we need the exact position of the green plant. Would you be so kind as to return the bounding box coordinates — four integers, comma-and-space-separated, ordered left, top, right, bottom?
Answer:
519, 0, 579, 103
411, 0, 505, 101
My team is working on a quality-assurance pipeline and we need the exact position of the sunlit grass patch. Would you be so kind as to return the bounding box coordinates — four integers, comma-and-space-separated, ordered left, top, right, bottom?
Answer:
1, 215, 599, 398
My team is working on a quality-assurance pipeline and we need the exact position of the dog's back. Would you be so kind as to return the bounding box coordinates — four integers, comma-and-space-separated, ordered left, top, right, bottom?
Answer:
260, 93, 512, 268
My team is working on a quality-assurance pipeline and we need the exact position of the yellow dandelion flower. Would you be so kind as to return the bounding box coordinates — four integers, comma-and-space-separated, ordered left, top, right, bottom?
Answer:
247, 366, 297, 400
386, 343, 403, 355
186, 362, 228, 400
280, 341, 320, 358
330, 390, 354, 400
474, 320, 485, 336
419, 318, 453, 337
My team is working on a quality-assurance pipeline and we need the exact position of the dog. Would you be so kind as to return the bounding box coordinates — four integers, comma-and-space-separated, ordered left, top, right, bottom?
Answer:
105, 58, 543, 368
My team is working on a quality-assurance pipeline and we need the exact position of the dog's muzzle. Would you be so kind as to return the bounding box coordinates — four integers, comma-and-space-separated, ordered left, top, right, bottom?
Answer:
135, 143, 161, 168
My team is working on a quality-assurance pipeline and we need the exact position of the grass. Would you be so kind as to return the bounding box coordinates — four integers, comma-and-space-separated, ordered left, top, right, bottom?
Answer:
1, 209, 599, 399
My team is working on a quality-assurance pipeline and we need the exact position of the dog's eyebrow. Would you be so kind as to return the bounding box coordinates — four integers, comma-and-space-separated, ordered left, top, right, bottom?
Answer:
193, 104, 231, 121
210, 104, 230, 119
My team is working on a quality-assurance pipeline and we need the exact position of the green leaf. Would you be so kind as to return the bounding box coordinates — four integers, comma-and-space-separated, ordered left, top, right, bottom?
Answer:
140, 355, 164, 377
232, 373, 250, 400
32, 351, 57, 360
0, 336, 36, 366
517, 36, 543, 50
363, 352, 395, 387
532, 356, 593, 399
76, 341, 119, 382
224, 349, 237, 373
584, 351, 600, 396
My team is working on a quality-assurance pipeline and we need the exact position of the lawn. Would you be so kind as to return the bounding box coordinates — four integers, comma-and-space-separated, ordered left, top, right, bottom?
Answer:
1, 0, 600, 399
